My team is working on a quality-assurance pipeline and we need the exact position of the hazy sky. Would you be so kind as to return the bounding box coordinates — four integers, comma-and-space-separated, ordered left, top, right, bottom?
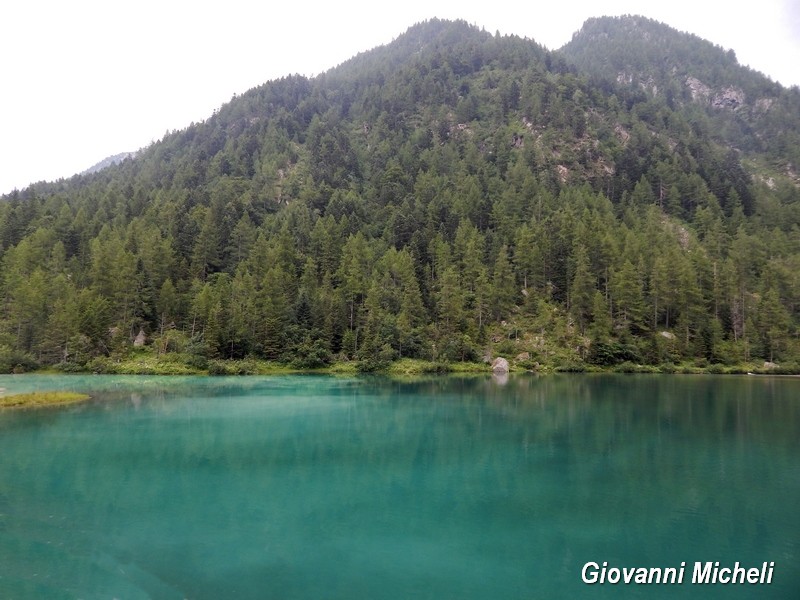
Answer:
1, 0, 797, 195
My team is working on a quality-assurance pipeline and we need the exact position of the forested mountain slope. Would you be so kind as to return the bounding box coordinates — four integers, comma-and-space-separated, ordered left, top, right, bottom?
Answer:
1, 17, 798, 373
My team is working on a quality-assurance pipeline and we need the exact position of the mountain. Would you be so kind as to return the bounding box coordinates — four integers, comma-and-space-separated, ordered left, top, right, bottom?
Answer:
0, 17, 798, 374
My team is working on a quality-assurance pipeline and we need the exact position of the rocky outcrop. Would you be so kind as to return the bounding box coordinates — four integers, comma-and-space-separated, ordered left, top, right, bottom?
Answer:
712, 87, 744, 111
685, 76, 711, 102
685, 77, 745, 111
617, 71, 657, 95
754, 98, 775, 113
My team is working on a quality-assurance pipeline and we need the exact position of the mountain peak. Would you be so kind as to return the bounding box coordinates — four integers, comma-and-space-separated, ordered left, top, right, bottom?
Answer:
561, 15, 785, 110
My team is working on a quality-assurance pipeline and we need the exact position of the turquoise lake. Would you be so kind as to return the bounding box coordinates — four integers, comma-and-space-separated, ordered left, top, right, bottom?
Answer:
0, 374, 798, 599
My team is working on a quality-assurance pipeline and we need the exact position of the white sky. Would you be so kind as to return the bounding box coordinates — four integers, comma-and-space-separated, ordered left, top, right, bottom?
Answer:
1, 0, 798, 195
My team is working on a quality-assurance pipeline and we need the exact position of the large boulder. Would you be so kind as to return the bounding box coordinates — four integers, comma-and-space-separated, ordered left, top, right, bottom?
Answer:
491, 357, 509, 373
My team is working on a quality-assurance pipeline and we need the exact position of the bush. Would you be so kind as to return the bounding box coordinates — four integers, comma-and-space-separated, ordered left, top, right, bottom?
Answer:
613, 362, 658, 374
185, 353, 209, 370
53, 362, 88, 373
555, 362, 587, 373
515, 358, 540, 371
588, 341, 641, 366
86, 356, 114, 374
234, 359, 261, 375
753, 362, 800, 375
207, 360, 235, 376
159, 330, 191, 353
387, 359, 454, 375
290, 338, 332, 369
495, 339, 518, 357
0, 346, 39, 374
356, 342, 395, 373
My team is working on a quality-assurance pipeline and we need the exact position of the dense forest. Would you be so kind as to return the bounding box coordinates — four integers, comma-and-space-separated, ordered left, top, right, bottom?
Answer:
1, 17, 799, 374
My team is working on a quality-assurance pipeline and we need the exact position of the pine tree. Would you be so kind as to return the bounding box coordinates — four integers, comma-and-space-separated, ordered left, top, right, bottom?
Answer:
570, 243, 594, 334
191, 207, 222, 280
758, 287, 791, 363
157, 279, 179, 337
589, 290, 612, 341
259, 267, 291, 360
491, 244, 517, 321
610, 259, 645, 334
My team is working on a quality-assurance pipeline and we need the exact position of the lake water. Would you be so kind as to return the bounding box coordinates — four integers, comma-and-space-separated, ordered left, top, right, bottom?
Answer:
0, 374, 797, 599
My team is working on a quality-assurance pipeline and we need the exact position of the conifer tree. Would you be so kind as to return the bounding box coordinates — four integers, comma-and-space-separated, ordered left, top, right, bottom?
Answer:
570, 243, 594, 334
491, 244, 516, 321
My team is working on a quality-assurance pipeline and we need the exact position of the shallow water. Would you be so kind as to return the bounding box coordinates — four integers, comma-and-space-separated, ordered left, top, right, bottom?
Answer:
0, 374, 798, 598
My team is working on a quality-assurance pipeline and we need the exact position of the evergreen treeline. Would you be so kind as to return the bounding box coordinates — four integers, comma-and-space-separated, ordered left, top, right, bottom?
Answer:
1, 18, 798, 373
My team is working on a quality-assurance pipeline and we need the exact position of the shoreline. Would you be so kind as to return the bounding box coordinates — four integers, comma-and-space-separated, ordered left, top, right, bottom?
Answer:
15, 357, 800, 378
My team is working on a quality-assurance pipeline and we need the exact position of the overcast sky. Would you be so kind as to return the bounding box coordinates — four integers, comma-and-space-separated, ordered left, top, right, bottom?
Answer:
1, 0, 798, 195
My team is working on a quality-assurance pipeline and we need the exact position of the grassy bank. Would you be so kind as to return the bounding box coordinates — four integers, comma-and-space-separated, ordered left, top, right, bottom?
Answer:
0, 391, 91, 409
62, 352, 490, 377
20, 345, 800, 377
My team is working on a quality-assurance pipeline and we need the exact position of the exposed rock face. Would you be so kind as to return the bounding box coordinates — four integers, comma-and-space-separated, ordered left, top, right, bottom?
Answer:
491, 357, 510, 373
686, 76, 711, 102
133, 329, 147, 347
712, 87, 744, 111
515, 352, 531, 362
616, 71, 657, 95
685, 77, 745, 111
614, 124, 630, 143
755, 98, 775, 113
617, 71, 633, 86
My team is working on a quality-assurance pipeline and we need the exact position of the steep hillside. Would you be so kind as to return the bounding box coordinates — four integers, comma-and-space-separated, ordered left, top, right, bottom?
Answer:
0, 18, 798, 374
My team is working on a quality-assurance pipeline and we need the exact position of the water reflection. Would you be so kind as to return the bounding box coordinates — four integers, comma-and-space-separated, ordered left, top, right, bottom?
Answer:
0, 374, 798, 599
491, 371, 509, 386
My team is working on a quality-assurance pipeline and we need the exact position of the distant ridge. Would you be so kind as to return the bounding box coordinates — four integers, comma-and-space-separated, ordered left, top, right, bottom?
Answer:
81, 151, 137, 176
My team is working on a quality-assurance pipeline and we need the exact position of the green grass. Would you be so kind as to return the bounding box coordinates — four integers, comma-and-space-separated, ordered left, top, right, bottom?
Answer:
85, 352, 205, 375
324, 361, 359, 375
207, 358, 301, 375
0, 391, 91, 409
78, 348, 493, 377
383, 359, 488, 375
